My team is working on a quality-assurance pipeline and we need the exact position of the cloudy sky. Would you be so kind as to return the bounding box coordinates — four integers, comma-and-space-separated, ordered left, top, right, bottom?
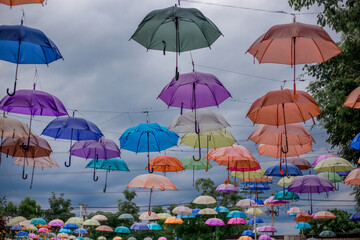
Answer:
0, 0, 355, 235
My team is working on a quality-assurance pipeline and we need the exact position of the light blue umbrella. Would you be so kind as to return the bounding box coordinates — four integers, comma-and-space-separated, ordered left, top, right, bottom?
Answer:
176, 214, 195, 218
227, 210, 247, 218
147, 223, 162, 230
295, 222, 311, 229
214, 206, 229, 213
30, 218, 47, 225
120, 122, 179, 173
274, 189, 299, 200
59, 228, 71, 233
114, 226, 130, 234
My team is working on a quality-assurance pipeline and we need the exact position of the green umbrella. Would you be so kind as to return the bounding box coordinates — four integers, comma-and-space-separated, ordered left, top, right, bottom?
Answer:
130, 5, 222, 79
317, 172, 343, 183
319, 230, 336, 237
181, 157, 212, 186
127, 238, 136, 240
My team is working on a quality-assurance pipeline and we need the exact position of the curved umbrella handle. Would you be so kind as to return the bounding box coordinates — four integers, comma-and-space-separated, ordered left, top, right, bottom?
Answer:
64, 155, 71, 168
194, 121, 200, 134
147, 162, 154, 174
6, 81, 17, 96
93, 168, 99, 181
93, 154, 99, 181
21, 136, 31, 150
22, 166, 28, 180
193, 147, 202, 161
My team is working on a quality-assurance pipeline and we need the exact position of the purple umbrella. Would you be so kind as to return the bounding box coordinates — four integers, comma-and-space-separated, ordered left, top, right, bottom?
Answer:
216, 183, 238, 193
312, 154, 338, 166
288, 175, 334, 214
158, 71, 231, 160
0, 88, 68, 148
130, 223, 149, 231
258, 235, 272, 240
204, 218, 225, 226
70, 138, 120, 181
48, 219, 64, 227
258, 225, 277, 233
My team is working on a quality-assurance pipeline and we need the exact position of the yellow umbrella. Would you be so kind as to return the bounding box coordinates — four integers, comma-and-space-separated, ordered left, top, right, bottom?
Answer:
277, 176, 297, 187
22, 224, 38, 231
181, 128, 236, 148
83, 219, 100, 226
231, 168, 265, 178
97, 237, 106, 240
314, 157, 354, 172
69, 236, 76, 239
8, 216, 27, 226
157, 213, 172, 219
192, 195, 216, 205
197, 208, 218, 215
66, 217, 83, 224
245, 208, 264, 215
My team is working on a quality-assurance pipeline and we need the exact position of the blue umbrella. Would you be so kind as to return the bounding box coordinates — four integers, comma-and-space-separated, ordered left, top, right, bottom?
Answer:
120, 122, 179, 173
247, 217, 263, 225
114, 226, 131, 233
265, 163, 303, 177
214, 206, 230, 213
86, 158, 129, 192
295, 222, 311, 229
227, 210, 247, 219
0, 24, 63, 96
74, 229, 88, 234
177, 214, 195, 218
15, 231, 28, 237
147, 223, 162, 230
350, 213, 360, 221
62, 223, 78, 230
350, 133, 360, 150
42, 114, 103, 167
59, 228, 71, 233
10, 226, 23, 231
30, 218, 47, 225
250, 197, 264, 205
130, 223, 148, 231
242, 230, 255, 237
337, 171, 351, 177
241, 183, 271, 191
192, 208, 200, 215
288, 214, 297, 217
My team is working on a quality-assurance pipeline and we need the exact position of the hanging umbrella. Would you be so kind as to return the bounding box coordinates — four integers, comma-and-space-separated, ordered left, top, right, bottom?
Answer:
172, 206, 193, 215
114, 226, 130, 234
313, 211, 336, 219
345, 168, 360, 185
66, 217, 83, 225
317, 172, 342, 183
241, 183, 271, 191
245, 208, 264, 216
158, 213, 172, 219
181, 156, 212, 186
236, 199, 257, 208
113, 237, 122, 240
22, 224, 37, 231
0, 1, 45, 7
15, 231, 28, 237
265, 163, 302, 177
48, 219, 64, 227
127, 238, 136, 240
264, 195, 289, 227
8, 216, 27, 226
95, 225, 113, 232
227, 218, 246, 225
242, 230, 255, 237
286, 158, 312, 170
42, 115, 104, 167
146, 155, 184, 173
164, 217, 183, 224
288, 175, 334, 213
343, 87, 360, 108
86, 158, 129, 192
130, 5, 222, 79
10, 225, 22, 231
258, 225, 277, 233
349, 213, 360, 221
97, 237, 106, 240
177, 214, 195, 219
74, 228, 88, 234
158, 238, 167, 240
258, 143, 312, 158
214, 206, 230, 213
277, 176, 297, 187
350, 133, 360, 150
147, 223, 162, 231
239, 237, 253, 240
127, 173, 177, 214
28, 233, 39, 239
82, 219, 100, 227
241, 176, 273, 184
62, 223, 78, 230
118, 214, 134, 221
91, 215, 108, 221
58, 228, 71, 233
198, 208, 218, 215
120, 122, 178, 173
227, 211, 247, 219
232, 168, 266, 179
312, 154, 338, 166
216, 183, 238, 193
294, 213, 313, 222
287, 207, 305, 215
1, 135, 52, 188
0, 24, 63, 95
314, 157, 354, 172
139, 212, 159, 221
192, 195, 216, 205
258, 236, 271, 240
319, 230, 336, 237
204, 218, 225, 226
246, 21, 341, 95
295, 222, 312, 229
274, 190, 299, 200
247, 218, 264, 225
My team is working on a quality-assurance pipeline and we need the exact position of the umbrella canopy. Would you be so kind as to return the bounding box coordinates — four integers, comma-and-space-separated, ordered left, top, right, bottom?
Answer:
158, 213, 173, 219
227, 211, 247, 219
277, 176, 297, 187
236, 199, 257, 208
74, 229, 88, 234
192, 195, 216, 205
345, 169, 360, 185
172, 206, 193, 215
344, 87, 360, 108
245, 208, 264, 216
82, 219, 100, 226
181, 156, 212, 185
0, 116, 33, 140
317, 172, 343, 183
22, 224, 37, 231
216, 183, 238, 193
241, 183, 271, 191
274, 190, 299, 200
48, 219, 64, 227
247, 218, 264, 225
146, 156, 184, 173
286, 158, 312, 170
258, 236, 271, 240
349, 213, 360, 221
66, 217, 83, 224
71, 138, 120, 160
57, 233, 69, 238
139, 212, 159, 221
158, 238, 167, 240
181, 128, 236, 149
204, 218, 225, 226
147, 223, 162, 231
97, 237, 106, 240
295, 222, 312, 229
313, 211, 336, 219
164, 217, 183, 224
8, 216, 26, 226
265, 163, 303, 177
118, 214, 134, 221
114, 226, 130, 234
198, 208, 218, 215
287, 207, 305, 215
350, 133, 360, 150
177, 214, 195, 219
214, 206, 230, 213
0, 0, 45, 6
113, 237, 122, 240
294, 213, 313, 222
91, 215, 108, 221
37, 227, 49, 233
58, 228, 71, 233
232, 168, 266, 178
258, 143, 312, 158
312, 154, 338, 166
314, 157, 354, 172
227, 218, 246, 225
239, 237, 253, 240
264, 196, 289, 206
258, 225, 277, 233
31, 218, 47, 226
242, 230, 255, 237
95, 225, 113, 232
62, 223, 78, 230
319, 230, 336, 237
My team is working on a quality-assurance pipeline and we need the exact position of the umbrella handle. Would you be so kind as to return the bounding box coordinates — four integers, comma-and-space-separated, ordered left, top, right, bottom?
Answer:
193, 148, 201, 161
147, 162, 154, 173
93, 166, 99, 182
21, 136, 31, 150
22, 166, 28, 180
64, 155, 71, 167
7, 70, 17, 96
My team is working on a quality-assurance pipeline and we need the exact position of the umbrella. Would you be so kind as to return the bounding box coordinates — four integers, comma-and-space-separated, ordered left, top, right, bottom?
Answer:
314, 157, 354, 172
118, 214, 134, 221
246, 21, 341, 95
86, 158, 129, 192
0, 89, 68, 148
95, 225, 113, 232
242, 230, 255, 237
48, 219, 64, 227
130, 5, 222, 79
0, 1, 45, 7
42, 115, 104, 167
0, 24, 63, 95
22, 224, 37, 231
192, 195, 216, 205
73, 229, 88, 234
114, 226, 130, 234
232, 168, 266, 179
58, 228, 71, 233
227, 211, 247, 219
313, 211, 336, 219
286, 158, 312, 170
127, 238, 136, 240
264, 196, 290, 206
91, 215, 108, 221
274, 190, 299, 200
258, 225, 277, 233
16, 231, 28, 237
172, 206, 193, 215
258, 143, 312, 158
113, 237, 122, 240
127, 173, 177, 214
241, 183, 271, 191
147, 223, 162, 231
277, 176, 297, 187
350, 133, 360, 150
66, 217, 83, 225
98, 237, 106, 240
265, 163, 302, 177
317, 172, 342, 183
28, 233, 39, 239
204, 218, 225, 226
139, 212, 159, 221
158, 213, 173, 219
288, 175, 334, 213
344, 86, 360, 108
37, 228, 49, 233
10, 225, 22, 231
164, 217, 183, 224
146, 155, 184, 173
198, 208, 218, 215
227, 218, 246, 225
62, 223, 78, 230
349, 213, 360, 221
294, 213, 313, 222
245, 208, 264, 216
236, 199, 257, 208
57, 233, 69, 238
216, 183, 238, 193
258, 236, 271, 240
181, 156, 212, 186
177, 214, 195, 219
158, 238, 167, 240
247, 218, 263, 224
239, 237, 253, 240
345, 168, 360, 185
82, 219, 100, 226
241, 176, 273, 184
214, 206, 230, 213
287, 207, 305, 215
312, 154, 338, 166
8, 216, 26, 225
319, 230, 336, 237
295, 222, 311, 229
120, 122, 178, 173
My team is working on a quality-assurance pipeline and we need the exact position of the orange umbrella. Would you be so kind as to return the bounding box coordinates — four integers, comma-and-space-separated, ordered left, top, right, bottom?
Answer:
238, 236, 253, 240
0, 0, 45, 7
164, 217, 183, 224
257, 143, 312, 158
95, 225, 113, 232
249, 123, 314, 146
36, 225, 50, 228
344, 87, 360, 108
294, 213, 313, 222
345, 169, 360, 185
146, 156, 184, 173
314, 211, 336, 219
127, 174, 177, 214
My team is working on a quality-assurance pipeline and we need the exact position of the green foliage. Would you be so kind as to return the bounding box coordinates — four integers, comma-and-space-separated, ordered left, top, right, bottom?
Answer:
43, 193, 75, 222
303, 209, 360, 236
152, 206, 165, 213
17, 197, 42, 219
117, 190, 139, 222
0, 196, 17, 217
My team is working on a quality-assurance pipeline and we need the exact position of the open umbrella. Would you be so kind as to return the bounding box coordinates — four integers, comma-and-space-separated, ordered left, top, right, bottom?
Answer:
295, 222, 311, 235
227, 218, 246, 225
198, 208, 218, 215
147, 223, 162, 231
216, 183, 238, 193
247, 218, 264, 225
274, 190, 299, 200
82, 219, 100, 227
258, 225, 277, 233
242, 230, 255, 237
181, 156, 212, 186
214, 206, 230, 213
95, 225, 113, 232
277, 176, 297, 187
158, 213, 173, 219
120, 122, 178, 173
344, 86, 360, 108
131, 5, 222, 79
345, 168, 360, 185
239, 237, 253, 240
204, 218, 225, 226
294, 213, 313, 222
48, 219, 64, 227
286, 158, 312, 170
91, 215, 107, 221
349, 213, 360, 221
146, 155, 184, 174
258, 143, 312, 158
319, 230, 336, 237
265, 163, 302, 177
288, 175, 334, 213
317, 172, 342, 183
287, 207, 305, 215
227, 211, 247, 219
118, 214, 134, 221
127, 174, 177, 214
8, 216, 26, 226
313, 211, 336, 219
192, 195, 216, 205
42, 115, 104, 167
264, 195, 289, 227
66, 217, 83, 225
0, 0, 45, 7
86, 158, 129, 192
139, 212, 159, 221
314, 157, 354, 172
130, 223, 148, 231
0, 24, 63, 95
114, 226, 130, 234
164, 217, 183, 224
172, 206, 193, 215
312, 154, 338, 166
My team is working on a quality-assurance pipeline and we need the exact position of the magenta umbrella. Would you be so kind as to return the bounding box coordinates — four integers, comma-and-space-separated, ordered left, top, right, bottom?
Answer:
288, 175, 334, 214
227, 218, 246, 225
258, 225, 277, 233
312, 154, 338, 166
204, 218, 225, 226
258, 235, 272, 240
48, 219, 64, 227
216, 183, 238, 193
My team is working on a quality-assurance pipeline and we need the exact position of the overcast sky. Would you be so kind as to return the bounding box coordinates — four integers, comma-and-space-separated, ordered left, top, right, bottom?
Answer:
0, 0, 355, 235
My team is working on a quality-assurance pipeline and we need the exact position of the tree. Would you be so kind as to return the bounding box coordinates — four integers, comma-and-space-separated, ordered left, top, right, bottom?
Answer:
288, 0, 360, 209
0, 197, 17, 217
152, 206, 165, 213
117, 189, 139, 221
18, 197, 42, 219
43, 193, 75, 222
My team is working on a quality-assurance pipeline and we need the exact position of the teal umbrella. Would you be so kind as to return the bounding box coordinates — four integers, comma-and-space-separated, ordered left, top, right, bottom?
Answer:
30, 218, 47, 225
114, 226, 130, 234
147, 223, 162, 230
86, 158, 129, 192
319, 230, 336, 237
274, 190, 299, 200
118, 214, 134, 221
130, 5, 222, 79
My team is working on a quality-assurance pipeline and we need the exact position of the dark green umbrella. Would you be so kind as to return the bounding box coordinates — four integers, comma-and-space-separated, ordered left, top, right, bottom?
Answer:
130, 5, 222, 79
319, 230, 336, 237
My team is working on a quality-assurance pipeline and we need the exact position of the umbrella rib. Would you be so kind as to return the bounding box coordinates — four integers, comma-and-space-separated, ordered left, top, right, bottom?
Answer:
147, 19, 174, 51
184, 18, 216, 48
311, 39, 325, 62
204, 82, 220, 106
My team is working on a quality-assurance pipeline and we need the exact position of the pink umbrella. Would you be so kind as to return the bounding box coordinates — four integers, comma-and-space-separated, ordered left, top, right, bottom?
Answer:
158, 238, 167, 240
28, 233, 40, 239
227, 218, 246, 225
258, 225, 277, 233
258, 235, 272, 240
37, 228, 49, 233
95, 225, 113, 232
216, 183, 238, 193
204, 218, 225, 226
48, 219, 64, 227
312, 154, 338, 166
